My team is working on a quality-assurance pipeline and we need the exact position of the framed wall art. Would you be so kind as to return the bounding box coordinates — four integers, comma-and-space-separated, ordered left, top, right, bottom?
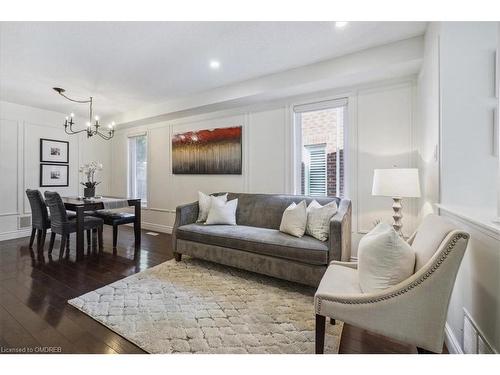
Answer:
172, 126, 242, 174
40, 138, 69, 163
40, 163, 69, 187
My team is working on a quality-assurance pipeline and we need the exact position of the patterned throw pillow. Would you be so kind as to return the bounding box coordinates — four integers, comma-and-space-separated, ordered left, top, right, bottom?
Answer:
305, 200, 338, 241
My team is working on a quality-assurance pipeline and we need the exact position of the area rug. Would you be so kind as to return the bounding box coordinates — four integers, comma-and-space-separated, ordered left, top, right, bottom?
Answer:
68, 258, 343, 354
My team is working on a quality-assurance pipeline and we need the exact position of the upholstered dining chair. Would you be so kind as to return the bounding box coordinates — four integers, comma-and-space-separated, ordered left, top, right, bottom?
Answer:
25, 189, 51, 251
44, 191, 104, 259
314, 214, 470, 354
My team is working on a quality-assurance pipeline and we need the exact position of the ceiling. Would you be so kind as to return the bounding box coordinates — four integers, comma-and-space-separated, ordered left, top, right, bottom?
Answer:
0, 22, 427, 119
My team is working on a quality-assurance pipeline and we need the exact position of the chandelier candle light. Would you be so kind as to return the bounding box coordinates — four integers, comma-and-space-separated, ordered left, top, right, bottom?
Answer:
53, 87, 115, 140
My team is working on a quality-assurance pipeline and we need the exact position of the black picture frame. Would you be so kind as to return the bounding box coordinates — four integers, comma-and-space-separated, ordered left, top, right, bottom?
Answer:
40, 138, 69, 163
40, 163, 69, 187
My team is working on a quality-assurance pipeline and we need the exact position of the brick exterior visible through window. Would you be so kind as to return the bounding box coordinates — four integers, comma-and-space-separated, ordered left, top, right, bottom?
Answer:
300, 106, 345, 197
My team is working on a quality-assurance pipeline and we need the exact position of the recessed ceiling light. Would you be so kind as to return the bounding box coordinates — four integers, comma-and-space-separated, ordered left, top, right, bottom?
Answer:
335, 22, 349, 29
209, 60, 221, 69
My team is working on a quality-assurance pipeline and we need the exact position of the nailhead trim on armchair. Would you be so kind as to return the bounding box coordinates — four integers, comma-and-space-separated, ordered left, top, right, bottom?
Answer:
316, 233, 469, 312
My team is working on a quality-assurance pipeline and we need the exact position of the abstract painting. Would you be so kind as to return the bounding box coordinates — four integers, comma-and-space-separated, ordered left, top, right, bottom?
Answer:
172, 126, 242, 174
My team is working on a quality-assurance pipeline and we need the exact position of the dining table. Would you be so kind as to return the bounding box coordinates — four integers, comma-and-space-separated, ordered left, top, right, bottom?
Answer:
61, 196, 141, 261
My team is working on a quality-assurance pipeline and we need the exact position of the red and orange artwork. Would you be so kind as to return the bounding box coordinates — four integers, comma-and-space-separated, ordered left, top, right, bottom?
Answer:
172, 126, 242, 174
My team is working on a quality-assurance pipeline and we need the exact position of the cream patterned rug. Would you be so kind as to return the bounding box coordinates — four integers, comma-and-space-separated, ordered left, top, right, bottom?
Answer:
68, 258, 343, 354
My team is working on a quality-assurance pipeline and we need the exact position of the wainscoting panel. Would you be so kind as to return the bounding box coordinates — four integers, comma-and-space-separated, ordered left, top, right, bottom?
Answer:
0, 118, 19, 217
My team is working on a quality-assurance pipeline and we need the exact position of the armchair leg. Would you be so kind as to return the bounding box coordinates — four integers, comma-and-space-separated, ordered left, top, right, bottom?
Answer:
315, 314, 326, 354
416, 347, 434, 354
174, 252, 182, 262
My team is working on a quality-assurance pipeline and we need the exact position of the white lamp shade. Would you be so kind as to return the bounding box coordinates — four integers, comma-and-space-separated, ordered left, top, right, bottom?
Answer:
372, 168, 421, 198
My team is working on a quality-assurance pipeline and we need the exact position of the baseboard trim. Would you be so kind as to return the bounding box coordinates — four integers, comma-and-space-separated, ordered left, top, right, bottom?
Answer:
142, 222, 173, 234
445, 323, 463, 354
0, 228, 33, 242
125, 222, 173, 234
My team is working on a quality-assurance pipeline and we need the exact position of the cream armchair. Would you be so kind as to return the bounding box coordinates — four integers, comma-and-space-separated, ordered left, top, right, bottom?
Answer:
314, 214, 470, 354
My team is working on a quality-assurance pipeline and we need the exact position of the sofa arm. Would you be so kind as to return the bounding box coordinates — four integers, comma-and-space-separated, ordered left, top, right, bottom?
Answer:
172, 201, 199, 252
175, 201, 199, 227
328, 199, 352, 262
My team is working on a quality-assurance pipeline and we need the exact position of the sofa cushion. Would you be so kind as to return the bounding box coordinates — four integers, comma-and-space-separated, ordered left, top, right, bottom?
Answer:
223, 192, 340, 230
176, 223, 329, 265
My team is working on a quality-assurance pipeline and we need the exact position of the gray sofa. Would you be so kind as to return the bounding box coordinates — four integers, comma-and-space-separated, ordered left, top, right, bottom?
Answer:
172, 193, 352, 287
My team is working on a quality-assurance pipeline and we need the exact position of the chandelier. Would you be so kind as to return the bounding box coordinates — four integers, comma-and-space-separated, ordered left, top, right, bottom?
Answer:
53, 87, 115, 140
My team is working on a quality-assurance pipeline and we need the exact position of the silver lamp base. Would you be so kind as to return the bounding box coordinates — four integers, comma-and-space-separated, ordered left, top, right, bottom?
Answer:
392, 197, 404, 237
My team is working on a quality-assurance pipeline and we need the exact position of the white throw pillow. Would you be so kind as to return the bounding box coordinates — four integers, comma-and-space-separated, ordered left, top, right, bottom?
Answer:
197, 192, 227, 223
279, 200, 307, 238
205, 198, 238, 225
358, 222, 415, 293
305, 200, 338, 241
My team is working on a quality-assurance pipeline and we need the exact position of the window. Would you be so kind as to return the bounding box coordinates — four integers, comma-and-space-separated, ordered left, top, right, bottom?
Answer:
294, 99, 347, 197
128, 134, 147, 204
304, 144, 327, 196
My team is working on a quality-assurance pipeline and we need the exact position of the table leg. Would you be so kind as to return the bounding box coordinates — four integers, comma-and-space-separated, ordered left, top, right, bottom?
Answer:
134, 200, 141, 249
76, 206, 85, 261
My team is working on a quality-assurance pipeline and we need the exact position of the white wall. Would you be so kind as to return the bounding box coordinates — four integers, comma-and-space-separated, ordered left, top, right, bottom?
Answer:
0, 101, 111, 240
416, 23, 441, 220
353, 83, 417, 243
110, 79, 418, 257
440, 22, 499, 217
417, 22, 500, 353
439, 22, 499, 353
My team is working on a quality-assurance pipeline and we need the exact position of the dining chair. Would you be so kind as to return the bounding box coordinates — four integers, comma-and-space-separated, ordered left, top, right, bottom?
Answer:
25, 189, 51, 251
90, 210, 136, 251
44, 191, 104, 259
314, 214, 470, 354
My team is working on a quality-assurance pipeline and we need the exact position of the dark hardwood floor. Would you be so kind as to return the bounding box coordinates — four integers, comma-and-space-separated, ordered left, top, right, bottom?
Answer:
0, 227, 437, 354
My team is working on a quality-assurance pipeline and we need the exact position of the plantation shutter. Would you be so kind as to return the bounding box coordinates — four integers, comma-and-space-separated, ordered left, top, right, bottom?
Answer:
306, 145, 327, 196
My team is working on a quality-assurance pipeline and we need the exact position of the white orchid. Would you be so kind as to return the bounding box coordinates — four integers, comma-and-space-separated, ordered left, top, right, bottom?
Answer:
80, 161, 103, 188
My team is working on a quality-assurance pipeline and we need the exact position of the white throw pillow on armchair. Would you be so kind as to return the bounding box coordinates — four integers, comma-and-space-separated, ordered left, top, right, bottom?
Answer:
279, 200, 307, 237
205, 197, 238, 225
358, 222, 415, 293
197, 192, 228, 222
